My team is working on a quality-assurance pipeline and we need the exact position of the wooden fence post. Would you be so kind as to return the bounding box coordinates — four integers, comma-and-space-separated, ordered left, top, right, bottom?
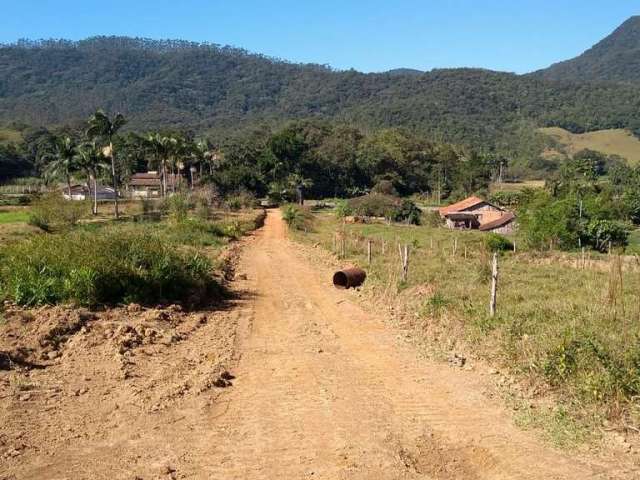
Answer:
367, 239, 372, 265
489, 252, 498, 317
398, 243, 409, 282
452, 238, 458, 257
382, 239, 386, 255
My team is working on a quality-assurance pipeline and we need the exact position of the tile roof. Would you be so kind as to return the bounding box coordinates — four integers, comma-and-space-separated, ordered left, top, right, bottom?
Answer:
479, 211, 516, 231
438, 196, 486, 216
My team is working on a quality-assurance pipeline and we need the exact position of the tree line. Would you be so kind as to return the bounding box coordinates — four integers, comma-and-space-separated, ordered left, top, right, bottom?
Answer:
2, 114, 506, 211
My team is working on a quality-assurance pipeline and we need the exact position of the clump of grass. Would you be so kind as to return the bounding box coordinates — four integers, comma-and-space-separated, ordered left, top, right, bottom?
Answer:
0, 229, 216, 307
225, 190, 256, 211
28, 194, 87, 232
282, 204, 314, 231
485, 233, 514, 252
166, 192, 192, 224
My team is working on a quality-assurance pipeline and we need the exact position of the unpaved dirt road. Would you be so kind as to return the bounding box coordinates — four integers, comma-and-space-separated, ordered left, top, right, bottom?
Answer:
1, 210, 634, 479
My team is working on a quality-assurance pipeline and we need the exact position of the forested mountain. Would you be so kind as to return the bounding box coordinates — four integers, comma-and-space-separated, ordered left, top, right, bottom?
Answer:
533, 16, 640, 83
1, 25, 640, 157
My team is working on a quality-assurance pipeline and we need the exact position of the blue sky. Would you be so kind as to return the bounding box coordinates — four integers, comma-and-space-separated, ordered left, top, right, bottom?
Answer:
1, 1, 637, 73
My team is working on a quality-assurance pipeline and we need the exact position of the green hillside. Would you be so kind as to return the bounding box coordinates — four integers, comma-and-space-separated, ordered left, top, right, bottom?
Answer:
532, 16, 640, 83
1, 37, 640, 155
539, 127, 640, 165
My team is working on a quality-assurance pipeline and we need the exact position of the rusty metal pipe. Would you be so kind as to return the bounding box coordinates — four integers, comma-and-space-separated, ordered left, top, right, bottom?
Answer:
333, 268, 366, 289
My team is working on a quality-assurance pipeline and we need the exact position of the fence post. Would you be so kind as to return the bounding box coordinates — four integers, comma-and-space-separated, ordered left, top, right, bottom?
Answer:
399, 244, 409, 282
367, 239, 372, 264
489, 252, 498, 317
382, 239, 386, 255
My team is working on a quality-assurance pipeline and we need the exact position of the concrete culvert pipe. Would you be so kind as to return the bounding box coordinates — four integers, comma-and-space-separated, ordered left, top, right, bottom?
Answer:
333, 268, 366, 289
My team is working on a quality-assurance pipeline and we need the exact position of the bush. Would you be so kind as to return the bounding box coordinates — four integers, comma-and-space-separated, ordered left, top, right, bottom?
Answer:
583, 219, 630, 252
347, 194, 421, 225
28, 193, 87, 232
371, 180, 398, 196
281, 204, 313, 231
166, 192, 192, 223
485, 233, 514, 252
0, 229, 216, 307
334, 199, 353, 219
393, 199, 421, 225
225, 190, 256, 210
348, 194, 399, 219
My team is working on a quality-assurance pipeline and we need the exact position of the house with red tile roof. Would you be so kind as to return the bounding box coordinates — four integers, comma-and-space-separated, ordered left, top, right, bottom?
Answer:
439, 196, 516, 233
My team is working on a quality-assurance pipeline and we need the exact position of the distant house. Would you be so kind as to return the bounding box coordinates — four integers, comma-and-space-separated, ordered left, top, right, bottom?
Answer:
439, 196, 516, 233
62, 184, 116, 201
128, 172, 182, 198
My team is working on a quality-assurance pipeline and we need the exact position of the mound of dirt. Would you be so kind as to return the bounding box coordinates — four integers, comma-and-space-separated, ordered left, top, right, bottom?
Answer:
0, 299, 244, 474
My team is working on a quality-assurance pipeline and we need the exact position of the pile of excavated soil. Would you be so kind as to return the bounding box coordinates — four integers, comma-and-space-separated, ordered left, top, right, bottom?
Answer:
0, 299, 244, 478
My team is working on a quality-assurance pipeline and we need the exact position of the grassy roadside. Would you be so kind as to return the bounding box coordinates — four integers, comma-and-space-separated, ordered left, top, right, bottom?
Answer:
291, 210, 640, 447
0, 201, 265, 308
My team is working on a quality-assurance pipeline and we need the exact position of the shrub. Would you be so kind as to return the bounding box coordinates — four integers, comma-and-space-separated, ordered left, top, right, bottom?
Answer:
485, 233, 514, 252
583, 219, 630, 252
334, 199, 353, 219
28, 193, 87, 232
281, 204, 313, 231
347, 194, 399, 219
488, 191, 525, 209
371, 180, 398, 196
166, 192, 192, 223
0, 229, 216, 307
393, 199, 421, 225
225, 190, 256, 211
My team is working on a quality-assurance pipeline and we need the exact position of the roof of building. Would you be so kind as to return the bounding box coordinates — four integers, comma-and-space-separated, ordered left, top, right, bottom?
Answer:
129, 172, 181, 188
439, 196, 488, 216
479, 211, 516, 231
62, 184, 114, 194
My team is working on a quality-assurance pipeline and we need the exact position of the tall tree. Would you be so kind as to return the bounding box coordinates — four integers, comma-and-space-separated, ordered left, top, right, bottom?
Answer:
75, 141, 108, 215
41, 135, 78, 197
87, 109, 126, 218
144, 133, 175, 197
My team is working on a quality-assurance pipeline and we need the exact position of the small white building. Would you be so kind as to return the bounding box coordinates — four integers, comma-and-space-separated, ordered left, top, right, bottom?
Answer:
62, 184, 116, 201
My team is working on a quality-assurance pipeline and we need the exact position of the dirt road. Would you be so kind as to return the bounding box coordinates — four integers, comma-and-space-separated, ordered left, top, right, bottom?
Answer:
1, 210, 632, 479
184, 210, 623, 479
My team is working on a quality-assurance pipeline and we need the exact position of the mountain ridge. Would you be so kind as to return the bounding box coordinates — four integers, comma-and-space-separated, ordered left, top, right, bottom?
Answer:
532, 15, 640, 83
2, 22, 640, 153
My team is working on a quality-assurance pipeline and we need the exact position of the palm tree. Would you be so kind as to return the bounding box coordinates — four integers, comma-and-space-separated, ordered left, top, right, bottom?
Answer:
75, 142, 108, 215
87, 110, 126, 218
41, 136, 78, 198
144, 133, 175, 197
287, 173, 313, 205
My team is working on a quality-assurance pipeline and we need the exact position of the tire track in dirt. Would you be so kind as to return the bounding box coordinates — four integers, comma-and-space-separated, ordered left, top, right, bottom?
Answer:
185, 210, 622, 479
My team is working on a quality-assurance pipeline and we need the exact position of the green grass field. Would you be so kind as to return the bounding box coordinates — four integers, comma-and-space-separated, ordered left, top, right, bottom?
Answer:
293, 210, 640, 445
0, 210, 30, 224
540, 127, 640, 165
